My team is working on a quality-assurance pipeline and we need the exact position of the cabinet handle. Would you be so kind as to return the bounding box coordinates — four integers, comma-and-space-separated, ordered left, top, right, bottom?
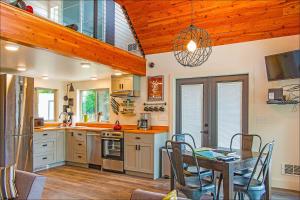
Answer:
78, 156, 82, 158
135, 137, 141, 140
43, 133, 48, 136
135, 145, 137, 150
78, 143, 82, 146
42, 157, 47, 160
42, 144, 47, 147
138, 145, 141, 150
78, 133, 82, 136
122, 84, 124, 89
71, 132, 73, 136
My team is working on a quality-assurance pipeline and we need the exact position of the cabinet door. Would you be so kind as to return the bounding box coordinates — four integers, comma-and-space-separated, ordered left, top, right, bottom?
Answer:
111, 77, 122, 91
138, 144, 153, 173
56, 131, 65, 162
121, 76, 133, 90
124, 143, 138, 171
65, 132, 74, 162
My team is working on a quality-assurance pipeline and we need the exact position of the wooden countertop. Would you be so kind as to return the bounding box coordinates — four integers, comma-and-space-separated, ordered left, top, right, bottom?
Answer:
124, 129, 167, 134
34, 126, 112, 133
34, 126, 168, 135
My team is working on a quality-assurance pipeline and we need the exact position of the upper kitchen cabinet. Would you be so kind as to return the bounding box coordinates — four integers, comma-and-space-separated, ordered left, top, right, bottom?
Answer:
111, 74, 140, 97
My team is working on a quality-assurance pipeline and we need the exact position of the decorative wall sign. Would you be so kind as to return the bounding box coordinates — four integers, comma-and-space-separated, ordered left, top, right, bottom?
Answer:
148, 75, 164, 101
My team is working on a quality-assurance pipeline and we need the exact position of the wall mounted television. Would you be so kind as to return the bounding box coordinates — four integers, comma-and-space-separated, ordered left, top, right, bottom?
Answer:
265, 50, 300, 81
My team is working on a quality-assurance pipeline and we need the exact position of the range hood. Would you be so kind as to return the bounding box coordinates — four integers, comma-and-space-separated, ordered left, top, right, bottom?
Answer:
111, 74, 140, 97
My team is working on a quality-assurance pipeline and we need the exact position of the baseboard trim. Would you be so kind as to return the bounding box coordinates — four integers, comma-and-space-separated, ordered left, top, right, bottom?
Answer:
272, 178, 300, 191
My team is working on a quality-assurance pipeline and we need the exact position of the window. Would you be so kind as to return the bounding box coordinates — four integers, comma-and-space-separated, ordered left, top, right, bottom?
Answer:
80, 89, 109, 122
50, 6, 59, 23
35, 88, 57, 121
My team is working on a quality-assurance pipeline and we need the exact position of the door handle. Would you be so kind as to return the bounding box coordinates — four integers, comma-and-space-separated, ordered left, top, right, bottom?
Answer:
200, 130, 209, 134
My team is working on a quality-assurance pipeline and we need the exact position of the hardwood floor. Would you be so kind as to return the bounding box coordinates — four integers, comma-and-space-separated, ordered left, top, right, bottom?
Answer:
38, 166, 300, 200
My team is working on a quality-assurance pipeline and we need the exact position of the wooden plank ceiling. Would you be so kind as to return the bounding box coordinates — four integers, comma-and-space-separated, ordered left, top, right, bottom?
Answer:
0, 2, 146, 75
116, 0, 300, 55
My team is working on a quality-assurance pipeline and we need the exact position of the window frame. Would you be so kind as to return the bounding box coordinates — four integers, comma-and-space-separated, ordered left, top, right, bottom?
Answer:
79, 88, 110, 122
35, 88, 58, 122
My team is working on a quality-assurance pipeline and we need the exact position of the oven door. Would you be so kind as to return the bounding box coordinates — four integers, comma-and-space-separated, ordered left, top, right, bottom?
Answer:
101, 138, 123, 161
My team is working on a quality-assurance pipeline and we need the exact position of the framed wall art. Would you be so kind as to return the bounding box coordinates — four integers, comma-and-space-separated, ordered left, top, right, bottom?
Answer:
148, 75, 164, 101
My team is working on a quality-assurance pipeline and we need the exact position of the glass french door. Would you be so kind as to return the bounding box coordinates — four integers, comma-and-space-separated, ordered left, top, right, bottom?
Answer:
176, 75, 248, 148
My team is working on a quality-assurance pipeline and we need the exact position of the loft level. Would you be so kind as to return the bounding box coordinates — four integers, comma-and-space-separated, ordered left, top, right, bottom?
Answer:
0, 2, 146, 76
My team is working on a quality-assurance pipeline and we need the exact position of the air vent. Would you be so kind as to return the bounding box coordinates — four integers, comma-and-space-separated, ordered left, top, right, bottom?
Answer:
128, 43, 138, 51
282, 164, 300, 176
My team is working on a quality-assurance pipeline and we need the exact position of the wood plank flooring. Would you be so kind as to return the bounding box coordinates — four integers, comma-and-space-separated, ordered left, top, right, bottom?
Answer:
38, 166, 300, 200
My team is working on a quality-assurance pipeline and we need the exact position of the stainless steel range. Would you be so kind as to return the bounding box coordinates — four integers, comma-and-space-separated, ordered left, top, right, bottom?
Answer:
101, 131, 124, 173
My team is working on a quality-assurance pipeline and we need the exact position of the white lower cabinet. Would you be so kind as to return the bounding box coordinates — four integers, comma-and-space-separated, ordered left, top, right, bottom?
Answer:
124, 132, 167, 179
33, 130, 65, 171
56, 131, 65, 162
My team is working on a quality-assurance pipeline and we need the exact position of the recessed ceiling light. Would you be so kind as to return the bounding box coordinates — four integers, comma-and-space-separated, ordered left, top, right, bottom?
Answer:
81, 63, 91, 68
114, 72, 122, 76
42, 75, 49, 80
5, 43, 19, 51
90, 76, 97, 80
17, 67, 26, 72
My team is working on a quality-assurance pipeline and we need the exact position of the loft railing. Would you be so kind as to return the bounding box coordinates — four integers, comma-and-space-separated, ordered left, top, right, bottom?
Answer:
3, 0, 143, 57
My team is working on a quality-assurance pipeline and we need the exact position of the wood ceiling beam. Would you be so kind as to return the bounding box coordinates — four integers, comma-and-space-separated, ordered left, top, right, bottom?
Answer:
0, 2, 146, 76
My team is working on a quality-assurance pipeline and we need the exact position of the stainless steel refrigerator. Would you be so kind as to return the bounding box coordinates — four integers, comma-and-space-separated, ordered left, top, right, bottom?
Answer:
0, 74, 34, 172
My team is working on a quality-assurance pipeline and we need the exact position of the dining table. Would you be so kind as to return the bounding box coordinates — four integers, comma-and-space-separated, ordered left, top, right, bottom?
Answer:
169, 148, 270, 200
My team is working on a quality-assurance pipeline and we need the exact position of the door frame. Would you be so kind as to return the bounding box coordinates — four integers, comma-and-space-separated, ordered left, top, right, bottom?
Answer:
176, 74, 249, 147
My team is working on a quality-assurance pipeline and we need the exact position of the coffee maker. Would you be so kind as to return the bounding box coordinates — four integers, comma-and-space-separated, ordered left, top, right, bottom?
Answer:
137, 113, 151, 130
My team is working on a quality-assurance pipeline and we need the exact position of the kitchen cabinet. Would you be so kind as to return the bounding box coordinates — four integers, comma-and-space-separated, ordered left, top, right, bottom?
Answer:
65, 130, 87, 164
124, 132, 167, 179
139, 144, 153, 173
111, 74, 140, 97
65, 131, 74, 162
56, 131, 65, 162
124, 143, 139, 171
33, 130, 65, 171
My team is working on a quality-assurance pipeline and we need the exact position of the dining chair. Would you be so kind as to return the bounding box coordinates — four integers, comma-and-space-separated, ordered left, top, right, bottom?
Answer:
171, 133, 213, 180
217, 133, 262, 199
165, 140, 216, 200
230, 133, 262, 177
234, 141, 275, 200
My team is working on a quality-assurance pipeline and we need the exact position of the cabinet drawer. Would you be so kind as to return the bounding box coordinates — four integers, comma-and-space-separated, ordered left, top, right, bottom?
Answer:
33, 132, 56, 142
73, 152, 87, 163
74, 140, 86, 152
33, 152, 55, 168
33, 140, 55, 154
125, 133, 153, 144
74, 131, 86, 141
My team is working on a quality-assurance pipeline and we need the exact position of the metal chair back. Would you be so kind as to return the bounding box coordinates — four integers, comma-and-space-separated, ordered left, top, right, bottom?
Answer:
171, 133, 197, 148
230, 133, 262, 152
246, 141, 275, 190
165, 140, 202, 188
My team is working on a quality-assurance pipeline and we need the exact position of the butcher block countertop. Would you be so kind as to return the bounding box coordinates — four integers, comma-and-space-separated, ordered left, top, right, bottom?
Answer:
124, 129, 167, 134
34, 126, 112, 133
34, 123, 169, 134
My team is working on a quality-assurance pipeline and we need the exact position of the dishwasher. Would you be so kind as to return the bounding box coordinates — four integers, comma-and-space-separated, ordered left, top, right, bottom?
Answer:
87, 132, 102, 169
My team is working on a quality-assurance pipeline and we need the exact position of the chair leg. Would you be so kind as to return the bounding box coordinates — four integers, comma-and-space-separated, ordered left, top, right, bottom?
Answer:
216, 173, 223, 200
234, 192, 237, 200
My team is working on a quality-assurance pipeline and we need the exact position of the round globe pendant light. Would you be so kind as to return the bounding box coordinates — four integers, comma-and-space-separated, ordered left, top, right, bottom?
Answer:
173, 0, 212, 67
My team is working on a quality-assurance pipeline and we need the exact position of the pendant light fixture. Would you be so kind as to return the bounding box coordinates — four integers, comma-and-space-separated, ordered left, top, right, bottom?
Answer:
173, 0, 212, 67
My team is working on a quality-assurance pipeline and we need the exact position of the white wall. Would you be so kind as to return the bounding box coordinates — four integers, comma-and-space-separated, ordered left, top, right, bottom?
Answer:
146, 35, 300, 190
34, 78, 65, 119
66, 77, 168, 125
